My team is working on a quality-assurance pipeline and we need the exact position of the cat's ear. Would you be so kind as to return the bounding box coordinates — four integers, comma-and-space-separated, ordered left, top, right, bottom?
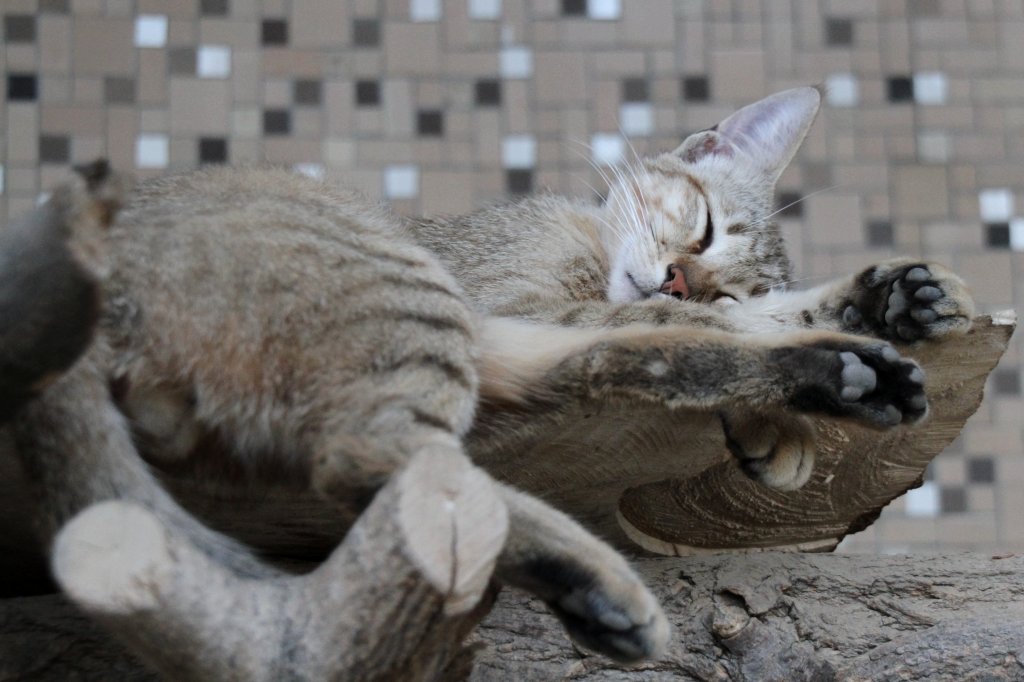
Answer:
674, 86, 821, 182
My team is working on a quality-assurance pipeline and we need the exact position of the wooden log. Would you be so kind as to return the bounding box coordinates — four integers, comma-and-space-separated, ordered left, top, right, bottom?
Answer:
0, 313, 1012, 587
468, 313, 1016, 555
468, 552, 1024, 681
5, 552, 1023, 681
45, 448, 507, 681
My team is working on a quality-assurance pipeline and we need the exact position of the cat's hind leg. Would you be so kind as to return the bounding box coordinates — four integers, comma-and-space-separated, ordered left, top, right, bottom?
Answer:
10, 347, 277, 580
494, 485, 670, 663
306, 389, 669, 664
720, 410, 816, 491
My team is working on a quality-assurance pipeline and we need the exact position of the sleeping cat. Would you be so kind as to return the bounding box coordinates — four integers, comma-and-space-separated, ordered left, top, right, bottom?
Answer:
10, 162, 670, 666
8, 86, 970, 672
412, 86, 974, 490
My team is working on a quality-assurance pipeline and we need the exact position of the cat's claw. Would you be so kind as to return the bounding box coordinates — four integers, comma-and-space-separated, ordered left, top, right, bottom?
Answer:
843, 261, 974, 342
523, 557, 669, 664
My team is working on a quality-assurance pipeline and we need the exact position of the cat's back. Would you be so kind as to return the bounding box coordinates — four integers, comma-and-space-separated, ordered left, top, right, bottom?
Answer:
102, 166, 477, 413
411, 194, 610, 314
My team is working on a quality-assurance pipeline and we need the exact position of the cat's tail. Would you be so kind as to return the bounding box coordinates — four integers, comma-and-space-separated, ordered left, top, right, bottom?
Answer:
0, 160, 125, 422
476, 316, 620, 404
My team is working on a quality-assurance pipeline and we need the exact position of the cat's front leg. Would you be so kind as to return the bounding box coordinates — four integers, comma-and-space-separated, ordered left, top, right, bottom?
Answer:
558, 327, 928, 428
832, 259, 974, 342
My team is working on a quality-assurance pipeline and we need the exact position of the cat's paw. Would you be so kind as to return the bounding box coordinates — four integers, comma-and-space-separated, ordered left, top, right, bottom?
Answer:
842, 261, 974, 342
720, 411, 815, 491
777, 339, 927, 428
522, 556, 670, 664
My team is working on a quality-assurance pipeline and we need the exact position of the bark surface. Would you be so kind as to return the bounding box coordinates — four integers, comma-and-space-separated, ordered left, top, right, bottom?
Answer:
468, 552, 1024, 681
4, 553, 1023, 681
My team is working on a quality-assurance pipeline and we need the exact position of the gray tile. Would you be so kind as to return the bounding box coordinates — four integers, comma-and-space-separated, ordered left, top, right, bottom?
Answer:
201, 0, 229, 16
39, 135, 70, 164
825, 18, 853, 46
169, 48, 197, 75
39, 0, 69, 12
353, 18, 380, 47
104, 77, 136, 104
294, 79, 321, 105
4, 15, 36, 43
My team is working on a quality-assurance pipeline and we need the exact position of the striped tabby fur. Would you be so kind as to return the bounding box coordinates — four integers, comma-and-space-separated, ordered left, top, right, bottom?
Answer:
10, 165, 668, 664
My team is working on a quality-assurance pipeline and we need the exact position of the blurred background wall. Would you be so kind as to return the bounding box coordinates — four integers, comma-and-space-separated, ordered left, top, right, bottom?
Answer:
1, 0, 1021, 552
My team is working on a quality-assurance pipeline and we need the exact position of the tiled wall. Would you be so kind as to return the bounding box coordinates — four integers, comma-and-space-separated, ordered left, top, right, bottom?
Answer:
2, 0, 1022, 552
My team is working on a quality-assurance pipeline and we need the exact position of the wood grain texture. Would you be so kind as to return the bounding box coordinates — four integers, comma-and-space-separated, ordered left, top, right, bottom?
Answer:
0, 316, 1012, 579
468, 314, 1015, 555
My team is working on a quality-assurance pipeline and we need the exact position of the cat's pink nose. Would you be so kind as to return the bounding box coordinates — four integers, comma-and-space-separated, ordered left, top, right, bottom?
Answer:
660, 265, 689, 299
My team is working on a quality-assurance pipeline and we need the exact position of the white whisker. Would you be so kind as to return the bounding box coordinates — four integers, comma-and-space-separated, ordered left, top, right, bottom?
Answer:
749, 184, 843, 229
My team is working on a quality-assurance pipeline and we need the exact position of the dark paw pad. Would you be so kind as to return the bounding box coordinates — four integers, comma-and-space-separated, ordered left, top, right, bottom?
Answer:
787, 341, 927, 428
845, 263, 974, 342
522, 557, 668, 664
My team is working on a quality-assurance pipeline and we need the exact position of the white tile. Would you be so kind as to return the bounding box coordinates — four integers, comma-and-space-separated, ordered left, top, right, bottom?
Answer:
591, 133, 624, 166
588, 0, 621, 20
36, 192, 51, 207
916, 131, 951, 163
903, 481, 939, 518
825, 73, 858, 107
979, 188, 1014, 222
197, 45, 231, 78
619, 103, 653, 137
324, 138, 355, 166
913, 71, 948, 105
500, 46, 532, 79
134, 14, 167, 48
293, 163, 325, 181
410, 0, 441, 21
135, 133, 169, 169
502, 134, 536, 168
468, 0, 501, 19
1010, 218, 1024, 251
384, 164, 419, 199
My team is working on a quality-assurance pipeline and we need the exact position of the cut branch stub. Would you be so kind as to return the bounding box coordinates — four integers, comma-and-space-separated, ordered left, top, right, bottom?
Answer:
470, 314, 1014, 555
51, 448, 507, 681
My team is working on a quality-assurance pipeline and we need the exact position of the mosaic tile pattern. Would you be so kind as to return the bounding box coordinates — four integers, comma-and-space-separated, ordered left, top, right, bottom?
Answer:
2, 0, 1023, 553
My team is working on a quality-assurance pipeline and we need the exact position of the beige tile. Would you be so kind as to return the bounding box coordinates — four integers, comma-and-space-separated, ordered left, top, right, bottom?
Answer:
106, 108, 138, 169
6, 105, 39, 164
137, 0, 194, 18
290, 2, 349, 48
38, 15, 72, 72
262, 50, 324, 77
72, 17, 134, 74
137, 50, 168, 104
420, 171, 476, 215
41, 105, 104, 135
892, 166, 949, 219
169, 79, 230, 134
710, 50, 766, 100
383, 23, 441, 76
622, 0, 675, 44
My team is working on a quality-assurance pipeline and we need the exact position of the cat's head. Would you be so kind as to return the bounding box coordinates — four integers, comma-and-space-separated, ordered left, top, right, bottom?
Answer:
600, 86, 821, 305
